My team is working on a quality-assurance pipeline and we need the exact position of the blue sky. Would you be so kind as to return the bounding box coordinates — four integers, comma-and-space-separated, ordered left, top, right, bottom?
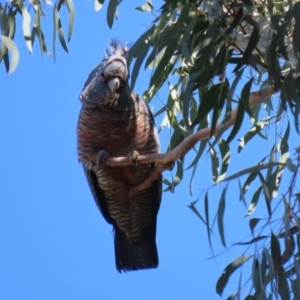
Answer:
1, 1, 298, 299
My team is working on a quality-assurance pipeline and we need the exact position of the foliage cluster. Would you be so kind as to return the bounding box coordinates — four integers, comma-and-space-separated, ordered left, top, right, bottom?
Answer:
2, 0, 300, 298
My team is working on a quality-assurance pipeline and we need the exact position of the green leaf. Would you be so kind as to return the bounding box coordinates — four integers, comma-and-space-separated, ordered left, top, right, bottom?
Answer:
52, 4, 57, 61
136, 1, 153, 12
216, 139, 230, 183
286, 158, 297, 172
149, 40, 175, 89
94, 0, 104, 11
252, 258, 263, 295
246, 186, 262, 216
208, 142, 219, 183
243, 172, 257, 194
293, 255, 300, 298
291, 278, 300, 300
107, 0, 119, 28
127, 25, 154, 66
233, 235, 268, 245
282, 231, 295, 265
65, 0, 75, 42
34, 6, 42, 53
240, 77, 254, 118
233, 15, 260, 72
168, 121, 185, 150
263, 247, 274, 277
130, 42, 151, 91
204, 192, 213, 251
174, 159, 183, 186
216, 255, 252, 296
249, 218, 260, 235
225, 7, 243, 35
146, 51, 175, 101
267, 45, 282, 89
0, 35, 19, 73
293, 3, 300, 59
218, 184, 227, 248
220, 162, 284, 183
151, 11, 173, 41
33, 27, 51, 54
238, 178, 247, 207
145, 25, 174, 69
271, 233, 290, 299
265, 124, 289, 199
163, 160, 184, 191
188, 119, 208, 195
226, 98, 245, 144
54, 6, 68, 53
175, 3, 191, 41
258, 172, 271, 216
260, 248, 268, 282
238, 117, 273, 153
20, 3, 32, 53
6, 9, 16, 39
270, 233, 281, 275
188, 202, 206, 224
192, 83, 228, 127
182, 82, 194, 127
211, 82, 228, 136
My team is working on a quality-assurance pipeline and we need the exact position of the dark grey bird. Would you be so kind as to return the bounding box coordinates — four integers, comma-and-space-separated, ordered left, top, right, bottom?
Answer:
77, 39, 162, 272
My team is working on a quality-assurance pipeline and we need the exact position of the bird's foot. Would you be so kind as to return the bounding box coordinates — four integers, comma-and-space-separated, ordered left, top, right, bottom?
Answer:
127, 150, 139, 167
97, 150, 110, 167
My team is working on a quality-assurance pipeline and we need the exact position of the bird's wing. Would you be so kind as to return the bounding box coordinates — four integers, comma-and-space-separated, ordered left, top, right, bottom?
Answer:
83, 166, 114, 225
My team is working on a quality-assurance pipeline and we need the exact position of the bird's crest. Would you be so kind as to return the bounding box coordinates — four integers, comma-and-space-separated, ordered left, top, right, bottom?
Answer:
104, 38, 130, 58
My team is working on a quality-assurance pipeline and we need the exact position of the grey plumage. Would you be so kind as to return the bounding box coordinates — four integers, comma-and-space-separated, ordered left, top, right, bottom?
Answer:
77, 39, 162, 272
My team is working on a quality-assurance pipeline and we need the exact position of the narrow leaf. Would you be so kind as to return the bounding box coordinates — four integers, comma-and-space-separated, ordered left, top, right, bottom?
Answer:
249, 218, 260, 235
233, 235, 268, 245
252, 258, 263, 295
52, 5, 56, 61
21, 5, 32, 53
220, 162, 284, 183
258, 172, 271, 216
246, 186, 262, 216
216, 255, 252, 296
130, 42, 150, 90
226, 99, 245, 144
0, 35, 19, 73
238, 117, 273, 153
204, 192, 213, 251
216, 139, 230, 183
65, 0, 75, 42
192, 83, 228, 127
54, 6, 68, 53
107, 0, 118, 28
94, 0, 104, 11
136, 3, 152, 12
209, 142, 219, 183
188, 202, 205, 224
233, 15, 260, 72
240, 78, 254, 118
218, 184, 227, 247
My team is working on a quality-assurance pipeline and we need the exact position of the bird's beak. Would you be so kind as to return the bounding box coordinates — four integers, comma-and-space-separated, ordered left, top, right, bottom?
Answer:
108, 78, 120, 95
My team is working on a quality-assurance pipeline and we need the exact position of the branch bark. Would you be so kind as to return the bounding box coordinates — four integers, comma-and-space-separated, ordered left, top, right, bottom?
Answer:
104, 85, 279, 195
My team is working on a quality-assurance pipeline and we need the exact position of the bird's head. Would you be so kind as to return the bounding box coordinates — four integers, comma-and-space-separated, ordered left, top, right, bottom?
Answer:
79, 38, 130, 107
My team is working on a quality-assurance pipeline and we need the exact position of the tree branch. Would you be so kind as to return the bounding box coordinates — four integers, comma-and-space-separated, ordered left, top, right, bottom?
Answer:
104, 85, 279, 196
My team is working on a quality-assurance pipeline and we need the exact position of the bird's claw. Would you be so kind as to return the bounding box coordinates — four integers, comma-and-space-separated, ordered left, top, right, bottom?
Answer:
97, 150, 110, 167
127, 150, 139, 167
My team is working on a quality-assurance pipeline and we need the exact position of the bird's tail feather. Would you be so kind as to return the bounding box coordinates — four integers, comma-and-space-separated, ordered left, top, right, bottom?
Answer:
114, 227, 158, 272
